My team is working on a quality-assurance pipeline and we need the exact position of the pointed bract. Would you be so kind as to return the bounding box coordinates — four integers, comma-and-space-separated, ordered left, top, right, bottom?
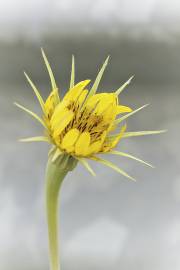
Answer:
51, 148, 63, 162
108, 150, 154, 168
70, 55, 75, 89
19, 136, 49, 142
115, 104, 149, 124
78, 158, 96, 176
86, 56, 110, 100
14, 102, 47, 128
123, 130, 167, 138
24, 72, 46, 114
91, 156, 136, 181
41, 48, 58, 91
115, 76, 134, 96
16, 52, 166, 180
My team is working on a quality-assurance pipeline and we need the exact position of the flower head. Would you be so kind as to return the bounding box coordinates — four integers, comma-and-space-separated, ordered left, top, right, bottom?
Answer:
15, 49, 166, 180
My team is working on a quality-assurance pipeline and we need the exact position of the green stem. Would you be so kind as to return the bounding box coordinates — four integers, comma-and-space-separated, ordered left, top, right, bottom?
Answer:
45, 158, 68, 270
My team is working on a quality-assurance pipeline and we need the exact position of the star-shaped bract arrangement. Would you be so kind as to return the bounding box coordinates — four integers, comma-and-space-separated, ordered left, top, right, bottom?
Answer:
15, 50, 165, 180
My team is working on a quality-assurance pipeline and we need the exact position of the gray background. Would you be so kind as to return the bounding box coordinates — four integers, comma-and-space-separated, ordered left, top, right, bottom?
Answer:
0, 1, 180, 269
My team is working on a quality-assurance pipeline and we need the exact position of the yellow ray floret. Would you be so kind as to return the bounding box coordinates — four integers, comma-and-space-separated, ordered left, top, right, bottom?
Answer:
16, 50, 166, 180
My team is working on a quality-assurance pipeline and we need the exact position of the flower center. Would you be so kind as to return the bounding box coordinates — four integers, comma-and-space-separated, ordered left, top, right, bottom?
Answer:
61, 101, 109, 144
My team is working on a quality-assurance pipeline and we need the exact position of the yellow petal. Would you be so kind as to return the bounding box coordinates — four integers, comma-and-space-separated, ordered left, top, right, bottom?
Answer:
85, 131, 107, 156
75, 132, 91, 156
107, 123, 117, 132
51, 107, 68, 129
96, 96, 116, 115
85, 93, 117, 125
103, 125, 126, 152
116, 105, 132, 114
110, 124, 127, 148
78, 89, 88, 105
61, 128, 80, 151
53, 111, 74, 138
45, 89, 60, 118
86, 93, 115, 111
50, 101, 68, 125
86, 140, 103, 156
102, 104, 116, 123
64, 80, 91, 102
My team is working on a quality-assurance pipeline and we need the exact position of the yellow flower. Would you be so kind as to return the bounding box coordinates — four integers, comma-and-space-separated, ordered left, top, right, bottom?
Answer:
15, 50, 167, 270
15, 49, 166, 180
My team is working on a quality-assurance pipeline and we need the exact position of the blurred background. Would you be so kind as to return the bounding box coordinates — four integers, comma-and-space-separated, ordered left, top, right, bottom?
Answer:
0, 0, 180, 269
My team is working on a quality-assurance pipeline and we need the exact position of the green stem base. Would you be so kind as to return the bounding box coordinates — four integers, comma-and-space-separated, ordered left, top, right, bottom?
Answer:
45, 153, 77, 270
